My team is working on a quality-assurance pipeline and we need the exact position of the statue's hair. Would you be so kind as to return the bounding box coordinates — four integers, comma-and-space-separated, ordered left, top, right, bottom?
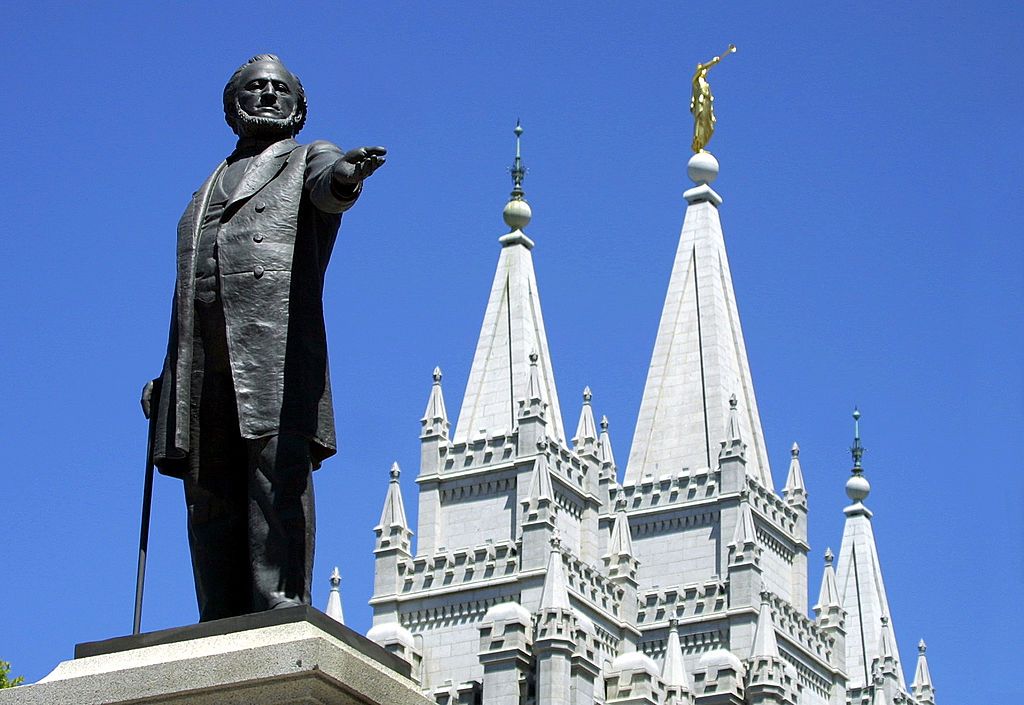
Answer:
223, 54, 308, 136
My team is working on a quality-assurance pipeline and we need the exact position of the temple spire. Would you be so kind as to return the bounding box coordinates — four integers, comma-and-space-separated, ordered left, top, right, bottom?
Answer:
625, 149, 772, 488
751, 590, 780, 659
325, 566, 344, 624
813, 548, 841, 618
834, 409, 906, 691
454, 123, 565, 444
598, 415, 617, 468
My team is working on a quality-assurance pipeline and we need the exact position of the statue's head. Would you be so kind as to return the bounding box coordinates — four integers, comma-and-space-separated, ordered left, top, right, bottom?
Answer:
223, 54, 308, 138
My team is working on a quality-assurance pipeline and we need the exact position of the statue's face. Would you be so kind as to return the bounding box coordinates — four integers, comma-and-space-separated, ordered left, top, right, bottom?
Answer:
236, 61, 299, 122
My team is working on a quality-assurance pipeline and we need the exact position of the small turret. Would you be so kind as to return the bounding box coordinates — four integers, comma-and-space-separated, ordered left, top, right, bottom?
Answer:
783, 442, 805, 501
662, 619, 694, 705
535, 536, 578, 705
325, 566, 344, 624
372, 462, 413, 601
911, 640, 935, 705
573, 386, 599, 455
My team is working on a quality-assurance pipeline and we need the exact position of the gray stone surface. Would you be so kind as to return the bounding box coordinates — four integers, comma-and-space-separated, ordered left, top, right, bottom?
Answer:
1, 618, 431, 705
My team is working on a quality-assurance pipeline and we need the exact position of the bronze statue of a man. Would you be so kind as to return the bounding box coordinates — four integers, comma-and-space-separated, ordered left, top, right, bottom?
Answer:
142, 54, 386, 621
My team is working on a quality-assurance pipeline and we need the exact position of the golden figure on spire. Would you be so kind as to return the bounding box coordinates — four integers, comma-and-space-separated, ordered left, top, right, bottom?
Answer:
690, 44, 736, 153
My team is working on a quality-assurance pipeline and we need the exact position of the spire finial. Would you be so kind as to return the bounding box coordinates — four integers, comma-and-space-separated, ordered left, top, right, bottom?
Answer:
330, 566, 341, 588
600, 415, 609, 432
918, 639, 927, 654
502, 120, 533, 232
791, 442, 799, 457
845, 407, 871, 502
433, 366, 443, 383
824, 547, 834, 565
583, 386, 592, 402
389, 461, 401, 481
851, 407, 865, 472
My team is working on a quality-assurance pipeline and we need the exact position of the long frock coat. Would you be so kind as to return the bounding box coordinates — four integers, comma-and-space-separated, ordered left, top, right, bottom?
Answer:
152, 138, 359, 477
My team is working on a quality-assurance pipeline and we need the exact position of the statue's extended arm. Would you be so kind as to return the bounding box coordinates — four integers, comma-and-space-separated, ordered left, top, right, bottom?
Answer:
305, 142, 387, 214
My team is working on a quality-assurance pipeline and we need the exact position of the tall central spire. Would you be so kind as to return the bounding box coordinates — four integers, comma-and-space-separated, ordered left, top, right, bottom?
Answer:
453, 123, 565, 444
624, 153, 772, 487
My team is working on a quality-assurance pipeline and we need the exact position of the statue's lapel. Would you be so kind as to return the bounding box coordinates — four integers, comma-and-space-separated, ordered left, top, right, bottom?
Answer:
227, 138, 299, 209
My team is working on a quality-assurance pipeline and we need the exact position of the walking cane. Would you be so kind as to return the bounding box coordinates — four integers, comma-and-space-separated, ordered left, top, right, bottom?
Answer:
133, 379, 159, 635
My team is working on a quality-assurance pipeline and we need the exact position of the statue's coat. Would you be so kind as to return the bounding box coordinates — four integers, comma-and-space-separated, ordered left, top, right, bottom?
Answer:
152, 138, 357, 477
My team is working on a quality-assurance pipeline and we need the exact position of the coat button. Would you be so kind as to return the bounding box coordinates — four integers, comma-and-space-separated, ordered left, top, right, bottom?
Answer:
253, 234, 264, 243
254, 265, 265, 278
255, 202, 266, 212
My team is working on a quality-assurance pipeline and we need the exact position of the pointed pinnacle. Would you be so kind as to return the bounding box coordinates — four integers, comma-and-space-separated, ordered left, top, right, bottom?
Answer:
600, 415, 609, 431
918, 639, 927, 654
433, 366, 443, 383
389, 462, 401, 481
791, 442, 799, 457
583, 386, 592, 402
330, 566, 341, 587
824, 547, 834, 565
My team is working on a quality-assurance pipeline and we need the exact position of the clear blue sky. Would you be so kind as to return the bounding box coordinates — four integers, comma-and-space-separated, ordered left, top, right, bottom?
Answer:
1, 3, 1021, 702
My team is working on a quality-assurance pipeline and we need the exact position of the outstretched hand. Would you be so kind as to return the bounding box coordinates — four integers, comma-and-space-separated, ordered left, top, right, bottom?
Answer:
332, 146, 387, 185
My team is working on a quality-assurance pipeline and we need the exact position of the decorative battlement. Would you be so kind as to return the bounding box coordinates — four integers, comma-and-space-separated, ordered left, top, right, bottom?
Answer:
764, 593, 835, 668
562, 551, 626, 616
393, 540, 521, 596
618, 467, 719, 512
636, 579, 728, 626
438, 434, 517, 474
745, 477, 801, 539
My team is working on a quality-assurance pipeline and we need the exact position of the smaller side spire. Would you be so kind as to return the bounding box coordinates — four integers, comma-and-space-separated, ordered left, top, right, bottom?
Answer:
374, 462, 413, 554
421, 366, 450, 439
718, 393, 748, 464
662, 618, 694, 705
607, 497, 635, 559
813, 548, 842, 619
539, 535, 572, 611
573, 386, 599, 454
598, 415, 617, 468
783, 441, 806, 499
751, 590, 780, 659
728, 494, 760, 563
325, 566, 345, 624
911, 640, 935, 705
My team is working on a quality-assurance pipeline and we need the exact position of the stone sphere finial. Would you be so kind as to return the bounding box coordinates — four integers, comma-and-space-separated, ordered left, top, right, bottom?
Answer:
687, 151, 719, 185
845, 472, 871, 502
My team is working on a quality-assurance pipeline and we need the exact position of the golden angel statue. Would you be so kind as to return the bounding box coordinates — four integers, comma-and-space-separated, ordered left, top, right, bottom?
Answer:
690, 44, 736, 153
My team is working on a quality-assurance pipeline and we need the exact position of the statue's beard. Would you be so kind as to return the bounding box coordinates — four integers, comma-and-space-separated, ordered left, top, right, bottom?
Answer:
234, 100, 301, 139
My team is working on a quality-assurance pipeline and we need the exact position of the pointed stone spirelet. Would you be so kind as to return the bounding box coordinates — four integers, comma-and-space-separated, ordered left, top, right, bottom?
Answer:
539, 534, 572, 611
377, 462, 410, 531
662, 618, 693, 694
598, 415, 617, 468
573, 386, 598, 451
526, 454, 554, 505
421, 366, 450, 438
325, 566, 345, 624
912, 639, 935, 704
730, 495, 758, 549
607, 497, 635, 557
751, 590, 781, 659
526, 350, 544, 405
813, 547, 841, 619
783, 441, 806, 498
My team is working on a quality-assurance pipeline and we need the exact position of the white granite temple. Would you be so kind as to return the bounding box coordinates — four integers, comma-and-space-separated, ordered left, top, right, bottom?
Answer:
360, 128, 936, 705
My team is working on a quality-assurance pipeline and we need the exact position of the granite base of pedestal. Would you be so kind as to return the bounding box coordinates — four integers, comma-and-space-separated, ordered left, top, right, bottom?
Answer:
0, 606, 430, 705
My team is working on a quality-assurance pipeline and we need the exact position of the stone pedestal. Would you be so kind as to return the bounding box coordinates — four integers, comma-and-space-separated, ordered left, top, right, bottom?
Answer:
0, 606, 432, 705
